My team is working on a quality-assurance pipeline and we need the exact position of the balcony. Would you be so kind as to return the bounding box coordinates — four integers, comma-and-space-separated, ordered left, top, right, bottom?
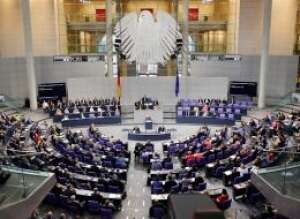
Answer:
66, 13, 108, 31
0, 166, 56, 219
66, 13, 227, 32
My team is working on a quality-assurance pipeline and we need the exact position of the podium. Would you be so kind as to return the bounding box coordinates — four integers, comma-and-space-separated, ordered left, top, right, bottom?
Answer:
145, 118, 153, 130
134, 109, 163, 123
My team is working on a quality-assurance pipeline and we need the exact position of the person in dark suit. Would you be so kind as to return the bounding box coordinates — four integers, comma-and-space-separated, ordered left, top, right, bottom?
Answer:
90, 188, 104, 204
164, 175, 177, 193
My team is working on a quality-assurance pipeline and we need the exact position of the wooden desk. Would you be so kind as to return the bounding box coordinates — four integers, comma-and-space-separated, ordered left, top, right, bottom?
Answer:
151, 193, 169, 201
75, 188, 122, 200
233, 181, 249, 200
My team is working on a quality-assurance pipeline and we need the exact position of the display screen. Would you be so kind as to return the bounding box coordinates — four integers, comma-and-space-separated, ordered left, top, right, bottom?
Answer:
230, 81, 257, 97
38, 83, 67, 100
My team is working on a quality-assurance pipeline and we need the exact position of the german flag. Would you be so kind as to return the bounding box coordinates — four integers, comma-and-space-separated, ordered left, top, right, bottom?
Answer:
116, 68, 121, 100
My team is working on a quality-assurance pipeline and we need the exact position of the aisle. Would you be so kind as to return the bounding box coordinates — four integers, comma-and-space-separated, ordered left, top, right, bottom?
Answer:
115, 155, 151, 219
98, 124, 204, 218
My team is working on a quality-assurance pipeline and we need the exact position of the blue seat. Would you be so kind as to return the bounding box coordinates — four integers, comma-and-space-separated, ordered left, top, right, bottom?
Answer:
248, 192, 264, 204
57, 176, 68, 184
67, 201, 81, 214
151, 181, 163, 189
59, 194, 69, 209
216, 151, 223, 160
214, 166, 226, 178
228, 113, 235, 120
151, 187, 164, 194
233, 176, 244, 185
163, 162, 173, 170
44, 192, 58, 206
196, 158, 206, 168
207, 154, 215, 163
219, 113, 226, 119
170, 184, 180, 193
114, 144, 123, 151
151, 162, 162, 170
217, 199, 232, 210
218, 108, 224, 114
241, 156, 251, 164
115, 160, 127, 169
242, 172, 251, 181
226, 108, 232, 114
195, 182, 207, 191
86, 200, 101, 214
103, 160, 113, 168
186, 159, 194, 167
149, 205, 165, 218
107, 185, 121, 193
100, 207, 113, 219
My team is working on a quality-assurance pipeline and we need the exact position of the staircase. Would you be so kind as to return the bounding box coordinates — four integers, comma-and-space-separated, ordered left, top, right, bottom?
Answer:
120, 105, 177, 124
274, 93, 300, 116
162, 105, 176, 124
120, 105, 134, 124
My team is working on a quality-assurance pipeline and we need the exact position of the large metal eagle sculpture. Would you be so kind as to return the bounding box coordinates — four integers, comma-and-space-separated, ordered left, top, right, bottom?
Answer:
114, 10, 182, 65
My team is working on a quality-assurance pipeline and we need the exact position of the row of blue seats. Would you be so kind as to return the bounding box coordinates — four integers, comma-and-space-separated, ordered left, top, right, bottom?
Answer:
44, 193, 114, 218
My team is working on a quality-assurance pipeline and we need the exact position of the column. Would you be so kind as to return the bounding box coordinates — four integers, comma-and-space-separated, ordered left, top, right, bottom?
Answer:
258, 0, 272, 109
106, 0, 113, 77
57, 0, 68, 54
171, 0, 178, 20
20, 0, 38, 110
182, 0, 189, 77
227, 0, 240, 53
53, 0, 60, 54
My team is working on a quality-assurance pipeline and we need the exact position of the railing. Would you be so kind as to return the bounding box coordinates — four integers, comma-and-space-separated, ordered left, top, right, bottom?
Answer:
0, 94, 24, 112
65, 13, 224, 24
66, 43, 227, 54
66, 13, 120, 24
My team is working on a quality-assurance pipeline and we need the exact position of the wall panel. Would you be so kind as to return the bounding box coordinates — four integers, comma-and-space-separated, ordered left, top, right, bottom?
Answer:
67, 76, 229, 105
0, 55, 297, 104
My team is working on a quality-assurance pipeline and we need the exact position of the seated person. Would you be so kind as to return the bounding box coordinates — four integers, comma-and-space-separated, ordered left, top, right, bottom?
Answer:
64, 108, 69, 114
149, 202, 167, 218
90, 188, 104, 204
164, 175, 177, 193
158, 126, 166, 133
68, 195, 85, 209
135, 101, 141, 110
151, 160, 162, 171
134, 143, 144, 158
183, 151, 195, 165
193, 173, 204, 186
102, 199, 117, 211
73, 107, 80, 114
214, 189, 229, 205
133, 126, 141, 134
237, 164, 249, 176
42, 100, 49, 112
162, 155, 172, 167
55, 108, 63, 116
194, 151, 205, 162
64, 184, 76, 197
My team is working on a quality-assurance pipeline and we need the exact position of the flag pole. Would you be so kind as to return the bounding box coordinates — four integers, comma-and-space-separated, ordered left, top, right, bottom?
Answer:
116, 0, 122, 101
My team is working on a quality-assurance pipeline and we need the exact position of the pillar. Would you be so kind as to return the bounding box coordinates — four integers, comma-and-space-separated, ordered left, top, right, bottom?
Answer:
182, 0, 189, 77
227, 0, 240, 54
53, 0, 60, 54
171, 0, 178, 20
57, 0, 68, 54
258, 0, 272, 108
20, 0, 38, 110
106, 0, 113, 77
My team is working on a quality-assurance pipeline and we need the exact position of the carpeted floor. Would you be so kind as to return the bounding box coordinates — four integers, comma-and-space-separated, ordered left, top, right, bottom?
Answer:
24, 109, 270, 219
